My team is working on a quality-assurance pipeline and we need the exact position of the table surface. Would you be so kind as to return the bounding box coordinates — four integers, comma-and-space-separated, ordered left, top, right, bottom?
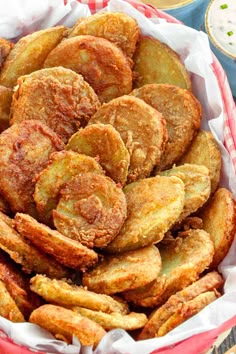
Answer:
211, 326, 236, 353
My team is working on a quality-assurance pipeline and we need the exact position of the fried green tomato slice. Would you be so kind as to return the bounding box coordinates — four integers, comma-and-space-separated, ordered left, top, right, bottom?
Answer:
0, 85, 12, 133
0, 280, 25, 322
131, 83, 202, 170
82, 245, 162, 295
89, 95, 167, 183
0, 38, 14, 70
14, 213, 98, 271
44, 35, 132, 103
10, 67, 101, 143
34, 150, 104, 226
105, 176, 185, 254
53, 172, 127, 248
0, 120, 65, 217
68, 12, 140, 58
66, 124, 130, 186
30, 274, 129, 315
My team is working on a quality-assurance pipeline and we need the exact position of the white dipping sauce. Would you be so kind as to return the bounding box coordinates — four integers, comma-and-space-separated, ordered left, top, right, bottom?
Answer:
207, 0, 236, 57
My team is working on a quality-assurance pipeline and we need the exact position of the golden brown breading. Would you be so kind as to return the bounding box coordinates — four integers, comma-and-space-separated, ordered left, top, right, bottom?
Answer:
89, 95, 167, 182
133, 36, 191, 90
0, 120, 64, 217
68, 12, 140, 58
0, 210, 12, 227
199, 188, 236, 269
0, 217, 71, 279
105, 176, 185, 254
179, 129, 222, 194
82, 245, 162, 294
130, 83, 202, 170
0, 26, 66, 88
0, 279, 25, 322
30, 274, 129, 315
33, 150, 104, 226
53, 172, 127, 249
0, 85, 12, 132
138, 271, 224, 339
44, 35, 132, 103
0, 38, 13, 70
14, 213, 98, 271
66, 123, 130, 186
0, 196, 11, 215
29, 304, 106, 348
10, 67, 101, 143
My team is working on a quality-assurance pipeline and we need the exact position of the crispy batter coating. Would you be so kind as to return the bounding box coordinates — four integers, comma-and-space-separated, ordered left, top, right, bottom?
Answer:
0, 217, 71, 279
89, 95, 167, 182
68, 12, 140, 58
160, 164, 211, 222
0, 196, 11, 215
29, 304, 106, 348
10, 67, 101, 143
0, 250, 42, 320
133, 36, 191, 90
0, 279, 25, 322
0, 38, 13, 70
0, 120, 64, 217
73, 307, 147, 330
82, 245, 162, 294
33, 150, 104, 226
105, 176, 185, 254
131, 84, 202, 170
66, 123, 130, 185
179, 130, 222, 194
200, 188, 236, 269
138, 271, 223, 339
14, 213, 98, 271
44, 35, 132, 103
0, 85, 12, 132
30, 274, 129, 315
0, 26, 66, 88
53, 172, 127, 248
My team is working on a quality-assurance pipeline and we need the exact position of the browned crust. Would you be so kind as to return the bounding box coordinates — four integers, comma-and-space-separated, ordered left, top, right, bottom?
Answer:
0, 279, 25, 322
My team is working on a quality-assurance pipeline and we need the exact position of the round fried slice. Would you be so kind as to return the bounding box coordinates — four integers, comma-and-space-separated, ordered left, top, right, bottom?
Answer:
0, 85, 12, 133
29, 304, 106, 348
53, 172, 127, 248
133, 36, 191, 90
89, 95, 167, 183
66, 124, 130, 186
68, 12, 140, 58
0, 38, 14, 70
131, 83, 202, 170
82, 245, 162, 294
0, 120, 64, 217
160, 164, 211, 222
44, 35, 132, 103
179, 130, 222, 194
14, 213, 98, 271
10, 67, 101, 143
200, 188, 236, 269
30, 274, 129, 315
34, 150, 104, 226
0, 280, 25, 322
73, 307, 147, 331
105, 176, 185, 254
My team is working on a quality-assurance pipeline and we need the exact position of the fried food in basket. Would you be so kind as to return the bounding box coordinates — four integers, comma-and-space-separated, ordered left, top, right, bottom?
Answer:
30, 274, 129, 315
53, 172, 127, 248
10, 67, 101, 143
89, 95, 167, 182
82, 245, 162, 294
0, 38, 13, 69
160, 164, 211, 222
33, 150, 104, 226
131, 83, 202, 170
179, 129, 222, 194
0, 26, 66, 88
105, 176, 185, 254
14, 213, 98, 271
68, 12, 140, 59
29, 304, 106, 348
0, 196, 10, 215
139, 271, 224, 339
0, 217, 71, 279
199, 188, 236, 269
66, 124, 130, 186
0, 120, 64, 217
44, 35, 132, 103
0, 85, 12, 132
0, 279, 25, 322
133, 37, 191, 90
